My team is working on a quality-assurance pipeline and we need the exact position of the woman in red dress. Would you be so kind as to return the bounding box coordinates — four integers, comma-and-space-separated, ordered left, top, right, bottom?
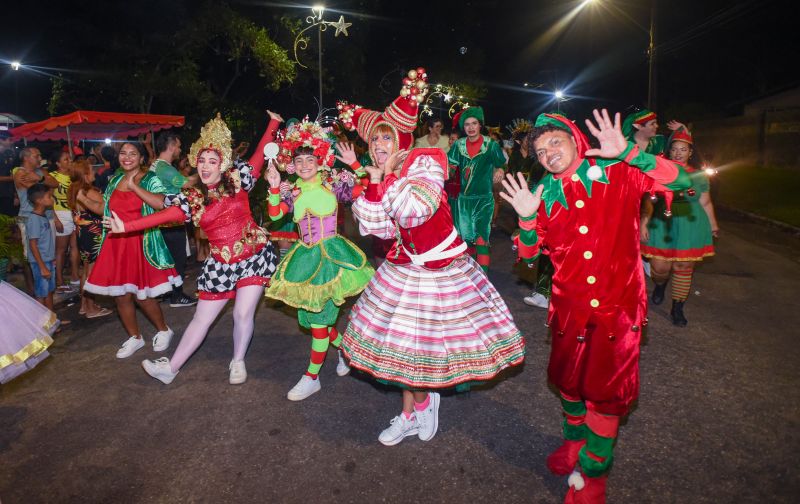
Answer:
85, 142, 180, 359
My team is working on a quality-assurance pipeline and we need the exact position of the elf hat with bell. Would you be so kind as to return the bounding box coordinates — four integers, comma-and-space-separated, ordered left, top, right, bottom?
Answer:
338, 67, 429, 151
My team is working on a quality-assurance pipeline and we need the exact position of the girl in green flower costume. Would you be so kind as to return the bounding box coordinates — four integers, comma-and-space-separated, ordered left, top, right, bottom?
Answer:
265, 118, 374, 401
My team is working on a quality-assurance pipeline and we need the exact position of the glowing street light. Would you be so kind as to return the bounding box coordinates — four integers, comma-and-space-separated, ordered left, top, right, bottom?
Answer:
554, 90, 564, 100
10, 61, 21, 71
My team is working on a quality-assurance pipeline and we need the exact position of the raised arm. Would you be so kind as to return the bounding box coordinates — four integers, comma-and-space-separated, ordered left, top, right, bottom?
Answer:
381, 151, 446, 228
265, 162, 291, 221
499, 172, 545, 263
584, 108, 690, 191
248, 111, 284, 179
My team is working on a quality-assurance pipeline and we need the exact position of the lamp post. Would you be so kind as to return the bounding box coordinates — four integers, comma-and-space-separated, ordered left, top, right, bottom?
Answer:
646, 0, 657, 109
292, 5, 352, 109
582, 0, 657, 108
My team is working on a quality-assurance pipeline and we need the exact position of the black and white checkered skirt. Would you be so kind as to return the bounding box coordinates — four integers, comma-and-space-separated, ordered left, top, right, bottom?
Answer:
197, 242, 279, 296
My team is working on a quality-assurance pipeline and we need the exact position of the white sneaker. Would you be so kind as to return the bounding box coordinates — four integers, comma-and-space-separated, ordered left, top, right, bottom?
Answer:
116, 336, 145, 359
152, 327, 174, 352
336, 350, 350, 377
287, 375, 321, 401
229, 360, 247, 385
523, 292, 549, 309
378, 414, 419, 446
142, 357, 178, 384
415, 392, 441, 441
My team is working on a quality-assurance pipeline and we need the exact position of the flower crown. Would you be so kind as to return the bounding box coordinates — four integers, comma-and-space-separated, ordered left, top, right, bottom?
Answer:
275, 117, 337, 172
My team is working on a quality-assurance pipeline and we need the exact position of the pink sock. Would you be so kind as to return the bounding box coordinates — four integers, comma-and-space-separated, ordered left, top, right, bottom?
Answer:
414, 394, 430, 411
402, 410, 414, 420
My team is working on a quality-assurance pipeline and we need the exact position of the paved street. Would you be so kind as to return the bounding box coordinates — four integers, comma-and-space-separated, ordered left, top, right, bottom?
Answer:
1, 207, 798, 503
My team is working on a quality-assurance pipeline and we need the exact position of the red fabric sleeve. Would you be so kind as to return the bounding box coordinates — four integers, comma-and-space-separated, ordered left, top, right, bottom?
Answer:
124, 206, 185, 232
248, 118, 281, 179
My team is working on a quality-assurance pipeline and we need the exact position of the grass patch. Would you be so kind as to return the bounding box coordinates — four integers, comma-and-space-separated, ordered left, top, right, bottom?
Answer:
715, 164, 800, 227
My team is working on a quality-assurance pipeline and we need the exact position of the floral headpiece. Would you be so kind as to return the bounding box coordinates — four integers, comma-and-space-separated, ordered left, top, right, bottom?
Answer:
189, 113, 233, 172
275, 117, 337, 173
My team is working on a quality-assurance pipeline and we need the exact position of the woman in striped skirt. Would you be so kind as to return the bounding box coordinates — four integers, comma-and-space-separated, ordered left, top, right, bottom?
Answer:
339, 70, 526, 445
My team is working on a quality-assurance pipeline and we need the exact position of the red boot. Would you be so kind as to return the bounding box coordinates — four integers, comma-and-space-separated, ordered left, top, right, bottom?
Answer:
547, 439, 586, 475
564, 470, 607, 504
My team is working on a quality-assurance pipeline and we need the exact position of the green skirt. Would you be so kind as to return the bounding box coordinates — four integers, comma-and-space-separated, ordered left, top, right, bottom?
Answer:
266, 234, 374, 314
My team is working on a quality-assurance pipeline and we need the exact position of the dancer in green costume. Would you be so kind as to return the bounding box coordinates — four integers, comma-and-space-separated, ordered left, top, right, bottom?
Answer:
265, 118, 374, 401
447, 106, 506, 271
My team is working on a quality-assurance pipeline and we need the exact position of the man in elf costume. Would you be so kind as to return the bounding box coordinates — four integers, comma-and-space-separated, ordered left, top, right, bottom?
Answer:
447, 106, 506, 271
622, 108, 666, 155
500, 109, 689, 503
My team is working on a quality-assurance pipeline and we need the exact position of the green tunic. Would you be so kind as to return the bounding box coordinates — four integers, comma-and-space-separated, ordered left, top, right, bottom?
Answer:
266, 175, 374, 328
447, 136, 506, 243
642, 169, 715, 261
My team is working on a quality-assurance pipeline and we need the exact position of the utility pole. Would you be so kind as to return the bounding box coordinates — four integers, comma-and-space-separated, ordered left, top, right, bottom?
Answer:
647, 0, 658, 109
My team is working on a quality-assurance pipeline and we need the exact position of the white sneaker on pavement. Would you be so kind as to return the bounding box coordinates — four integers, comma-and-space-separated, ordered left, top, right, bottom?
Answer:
379, 413, 419, 446
287, 375, 321, 401
142, 357, 178, 384
152, 327, 174, 352
229, 360, 247, 385
116, 336, 145, 359
523, 292, 549, 309
415, 392, 441, 441
336, 350, 350, 377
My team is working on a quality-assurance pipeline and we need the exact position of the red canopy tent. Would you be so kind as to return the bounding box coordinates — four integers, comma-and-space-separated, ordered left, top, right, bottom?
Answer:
9, 110, 184, 156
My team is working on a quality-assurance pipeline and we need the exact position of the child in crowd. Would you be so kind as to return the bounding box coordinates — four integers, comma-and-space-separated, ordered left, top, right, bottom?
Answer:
25, 184, 57, 310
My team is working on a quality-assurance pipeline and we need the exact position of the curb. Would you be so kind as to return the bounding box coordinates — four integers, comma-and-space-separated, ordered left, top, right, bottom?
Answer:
717, 204, 800, 237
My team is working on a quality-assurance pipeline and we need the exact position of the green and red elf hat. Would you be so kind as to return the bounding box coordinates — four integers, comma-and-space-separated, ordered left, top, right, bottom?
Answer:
534, 112, 591, 158
337, 67, 429, 151
668, 127, 693, 146
453, 106, 485, 131
622, 109, 657, 140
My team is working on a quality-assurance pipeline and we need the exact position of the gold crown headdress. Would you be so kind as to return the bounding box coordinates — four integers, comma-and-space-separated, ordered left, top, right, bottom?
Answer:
189, 113, 233, 172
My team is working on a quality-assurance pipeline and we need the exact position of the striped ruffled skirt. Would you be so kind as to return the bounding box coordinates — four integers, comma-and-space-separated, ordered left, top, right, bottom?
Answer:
343, 256, 525, 389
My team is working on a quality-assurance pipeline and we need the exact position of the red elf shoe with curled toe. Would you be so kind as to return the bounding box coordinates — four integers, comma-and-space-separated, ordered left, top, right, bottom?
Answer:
547, 439, 586, 475
564, 470, 607, 504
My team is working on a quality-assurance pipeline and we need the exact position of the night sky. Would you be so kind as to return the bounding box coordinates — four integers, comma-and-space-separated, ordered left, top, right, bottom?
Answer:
1, 0, 797, 130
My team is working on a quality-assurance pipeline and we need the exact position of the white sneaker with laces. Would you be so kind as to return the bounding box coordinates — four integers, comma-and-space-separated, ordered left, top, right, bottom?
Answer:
336, 350, 350, 377
523, 292, 549, 309
116, 336, 145, 359
378, 413, 419, 446
415, 392, 441, 441
142, 357, 178, 384
229, 360, 247, 385
152, 327, 174, 352
287, 375, 321, 401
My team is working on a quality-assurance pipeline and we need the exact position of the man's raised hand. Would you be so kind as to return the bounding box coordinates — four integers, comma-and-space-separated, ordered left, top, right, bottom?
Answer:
499, 172, 543, 219
584, 108, 627, 159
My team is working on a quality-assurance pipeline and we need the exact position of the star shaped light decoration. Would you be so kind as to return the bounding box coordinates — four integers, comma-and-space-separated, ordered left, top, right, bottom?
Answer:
331, 15, 351, 37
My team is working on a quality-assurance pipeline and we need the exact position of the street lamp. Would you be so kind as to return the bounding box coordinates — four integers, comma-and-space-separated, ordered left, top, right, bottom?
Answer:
293, 5, 353, 109
10, 61, 21, 71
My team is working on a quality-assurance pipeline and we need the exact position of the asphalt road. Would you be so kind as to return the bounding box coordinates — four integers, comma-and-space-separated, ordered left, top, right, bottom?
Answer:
1, 207, 798, 503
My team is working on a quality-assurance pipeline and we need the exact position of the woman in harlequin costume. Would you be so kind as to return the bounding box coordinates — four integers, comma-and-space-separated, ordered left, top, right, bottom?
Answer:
339, 69, 525, 446
106, 112, 281, 385
264, 118, 374, 402
641, 128, 718, 326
